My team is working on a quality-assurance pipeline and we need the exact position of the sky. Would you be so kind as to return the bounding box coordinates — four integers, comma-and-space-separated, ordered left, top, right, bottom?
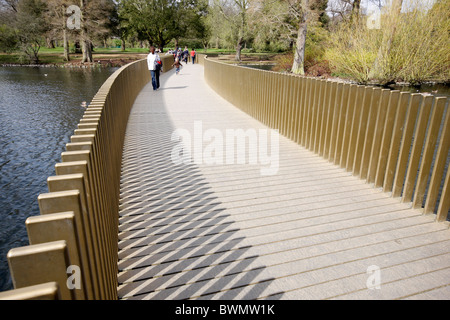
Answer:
327, 0, 437, 16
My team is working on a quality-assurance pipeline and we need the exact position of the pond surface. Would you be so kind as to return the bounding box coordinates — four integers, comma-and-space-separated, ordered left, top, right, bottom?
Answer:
389, 83, 450, 98
241, 64, 276, 71
0, 66, 118, 292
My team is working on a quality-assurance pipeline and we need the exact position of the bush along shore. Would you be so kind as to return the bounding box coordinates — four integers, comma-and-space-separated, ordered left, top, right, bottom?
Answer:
209, 53, 449, 97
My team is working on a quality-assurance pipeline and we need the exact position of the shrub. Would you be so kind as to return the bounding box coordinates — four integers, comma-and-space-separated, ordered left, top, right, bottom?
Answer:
324, 19, 381, 84
304, 23, 329, 69
324, 0, 450, 85
272, 52, 294, 72
0, 24, 18, 53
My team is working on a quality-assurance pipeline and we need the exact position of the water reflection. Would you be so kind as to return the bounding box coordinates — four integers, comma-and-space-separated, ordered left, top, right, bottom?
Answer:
241, 64, 275, 71
0, 66, 118, 291
389, 83, 450, 98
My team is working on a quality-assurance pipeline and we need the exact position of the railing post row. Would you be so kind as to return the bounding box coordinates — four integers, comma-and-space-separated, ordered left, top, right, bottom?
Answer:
203, 56, 450, 225
3, 56, 175, 299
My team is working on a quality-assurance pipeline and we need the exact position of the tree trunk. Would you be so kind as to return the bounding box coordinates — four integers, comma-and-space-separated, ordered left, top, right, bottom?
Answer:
82, 39, 93, 63
121, 38, 126, 51
235, 2, 247, 62
27, 42, 40, 64
235, 38, 244, 61
351, 0, 361, 21
80, 0, 93, 63
158, 39, 165, 53
46, 38, 55, 49
62, 9, 70, 62
63, 29, 70, 61
292, 1, 308, 75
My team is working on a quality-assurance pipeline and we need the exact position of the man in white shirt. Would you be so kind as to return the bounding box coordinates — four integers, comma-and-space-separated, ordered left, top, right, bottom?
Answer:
147, 46, 161, 91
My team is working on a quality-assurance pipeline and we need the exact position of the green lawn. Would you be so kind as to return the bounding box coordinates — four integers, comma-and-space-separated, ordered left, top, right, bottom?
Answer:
0, 47, 148, 65
38, 47, 149, 54
1, 46, 280, 65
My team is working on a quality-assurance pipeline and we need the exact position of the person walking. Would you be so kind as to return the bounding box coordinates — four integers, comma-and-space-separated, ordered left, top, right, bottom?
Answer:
172, 57, 183, 75
147, 46, 161, 91
183, 46, 189, 64
190, 49, 196, 64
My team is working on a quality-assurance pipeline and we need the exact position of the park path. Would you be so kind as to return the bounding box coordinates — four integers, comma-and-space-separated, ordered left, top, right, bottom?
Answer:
116, 62, 450, 300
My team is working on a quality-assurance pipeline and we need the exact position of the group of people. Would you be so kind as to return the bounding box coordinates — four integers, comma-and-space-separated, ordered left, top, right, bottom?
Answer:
169, 47, 197, 64
147, 46, 197, 90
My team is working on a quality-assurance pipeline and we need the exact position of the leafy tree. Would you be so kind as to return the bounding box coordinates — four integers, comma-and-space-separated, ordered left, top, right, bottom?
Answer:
192, 2, 211, 50
119, 0, 177, 51
118, 0, 205, 51
119, 0, 163, 51
45, 0, 73, 61
206, 2, 233, 49
0, 0, 18, 52
0, 24, 18, 52
173, 0, 209, 49
251, 0, 327, 74
78, 0, 116, 62
213, 0, 250, 61
311, 0, 329, 28
15, 0, 49, 63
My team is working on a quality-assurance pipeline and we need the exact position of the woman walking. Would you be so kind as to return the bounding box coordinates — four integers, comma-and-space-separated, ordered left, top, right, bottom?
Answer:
147, 46, 161, 91
190, 49, 196, 64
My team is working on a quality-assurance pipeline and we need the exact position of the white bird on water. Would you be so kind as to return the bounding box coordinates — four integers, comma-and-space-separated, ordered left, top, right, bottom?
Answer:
81, 101, 88, 108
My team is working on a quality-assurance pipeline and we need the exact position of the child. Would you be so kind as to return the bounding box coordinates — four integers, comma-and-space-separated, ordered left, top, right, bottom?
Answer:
172, 58, 183, 75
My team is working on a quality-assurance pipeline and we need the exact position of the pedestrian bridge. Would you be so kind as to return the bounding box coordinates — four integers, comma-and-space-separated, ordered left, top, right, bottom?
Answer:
1, 54, 449, 300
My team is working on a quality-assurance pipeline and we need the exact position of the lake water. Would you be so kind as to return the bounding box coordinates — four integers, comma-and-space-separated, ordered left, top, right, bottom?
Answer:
0, 66, 118, 292
241, 64, 276, 71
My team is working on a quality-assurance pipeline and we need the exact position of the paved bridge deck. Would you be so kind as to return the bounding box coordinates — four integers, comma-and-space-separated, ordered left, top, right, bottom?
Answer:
116, 63, 450, 300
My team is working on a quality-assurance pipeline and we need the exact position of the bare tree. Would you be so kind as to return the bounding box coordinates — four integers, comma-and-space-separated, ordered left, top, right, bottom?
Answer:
368, 0, 385, 10
78, 0, 115, 63
45, 0, 73, 61
327, 0, 369, 23
79, 0, 92, 62
214, 0, 250, 61
251, 0, 313, 74
0, 0, 19, 12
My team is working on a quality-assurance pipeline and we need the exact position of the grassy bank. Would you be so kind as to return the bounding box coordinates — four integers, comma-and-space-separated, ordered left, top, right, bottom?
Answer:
0, 47, 277, 67
0, 47, 149, 67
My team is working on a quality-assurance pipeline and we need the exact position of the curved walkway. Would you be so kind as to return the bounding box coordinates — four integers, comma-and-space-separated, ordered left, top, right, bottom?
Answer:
116, 63, 450, 300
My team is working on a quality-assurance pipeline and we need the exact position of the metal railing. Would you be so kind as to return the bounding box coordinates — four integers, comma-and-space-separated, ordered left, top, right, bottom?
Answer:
1, 52, 447, 299
203, 56, 450, 223
0, 55, 174, 300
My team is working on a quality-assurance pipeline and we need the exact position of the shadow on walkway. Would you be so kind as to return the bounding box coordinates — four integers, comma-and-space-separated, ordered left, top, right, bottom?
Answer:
117, 70, 283, 300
